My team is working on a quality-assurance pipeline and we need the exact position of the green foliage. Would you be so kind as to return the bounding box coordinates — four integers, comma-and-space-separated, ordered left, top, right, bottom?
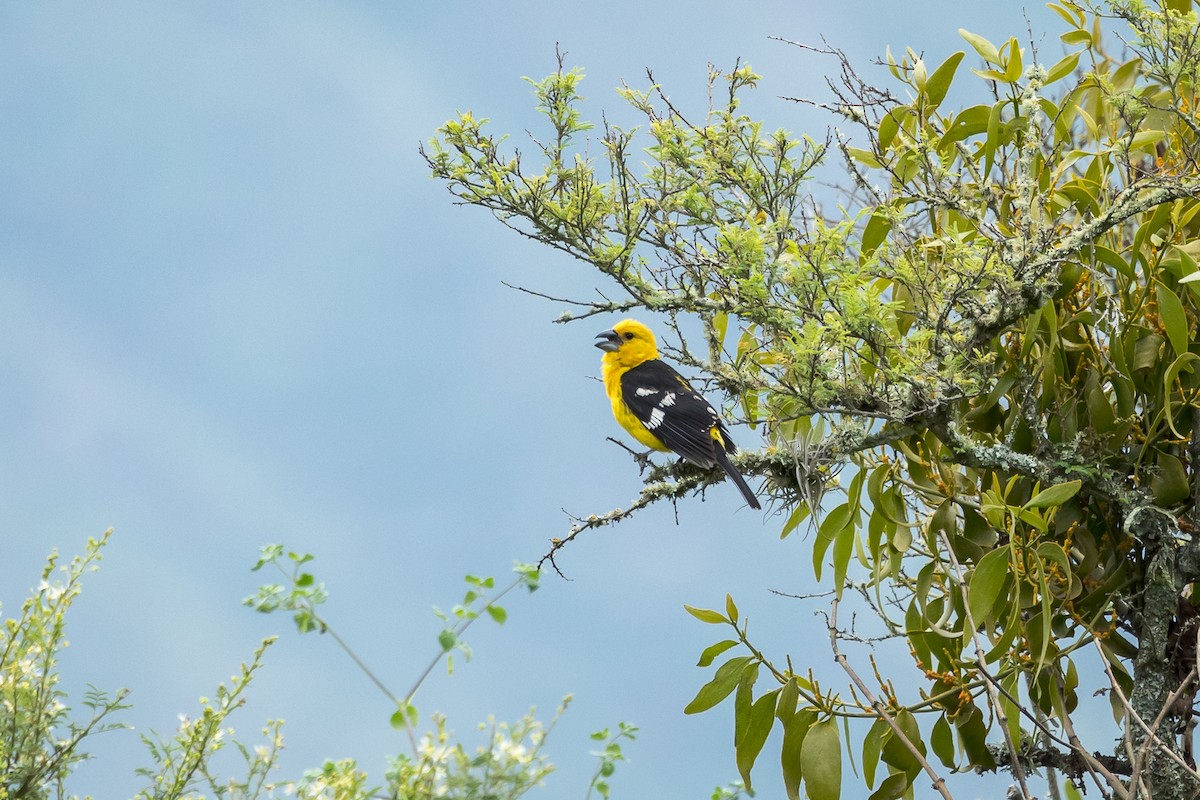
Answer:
1, 531, 130, 800
428, 0, 1200, 797
4, 536, 645, 799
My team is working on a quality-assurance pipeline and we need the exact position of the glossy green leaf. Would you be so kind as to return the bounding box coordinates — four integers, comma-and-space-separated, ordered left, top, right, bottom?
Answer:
697, 639, 739, 667
801, 719, 842, 800
737, 689, 780, 791
725, 593, 739, 625
1024, 480, 1082, 509
685, 656, 752, 714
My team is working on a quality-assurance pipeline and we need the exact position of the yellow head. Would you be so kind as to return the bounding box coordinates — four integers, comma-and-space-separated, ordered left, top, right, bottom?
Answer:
594, 318, 660, 368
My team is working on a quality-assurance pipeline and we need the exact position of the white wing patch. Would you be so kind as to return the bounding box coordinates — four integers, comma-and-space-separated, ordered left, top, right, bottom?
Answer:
660, 392, 677, 406
647, 407, 665, 429
635, 387, 658, 397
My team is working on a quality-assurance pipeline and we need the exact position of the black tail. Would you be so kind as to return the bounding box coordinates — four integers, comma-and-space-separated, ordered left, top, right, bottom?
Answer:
713, 447, 762, 510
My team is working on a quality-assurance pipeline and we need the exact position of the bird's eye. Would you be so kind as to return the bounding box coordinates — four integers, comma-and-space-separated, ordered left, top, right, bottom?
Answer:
623, 332, 634, 340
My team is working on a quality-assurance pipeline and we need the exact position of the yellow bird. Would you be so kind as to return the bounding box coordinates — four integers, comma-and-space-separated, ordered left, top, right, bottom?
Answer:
594, 319, 761, 510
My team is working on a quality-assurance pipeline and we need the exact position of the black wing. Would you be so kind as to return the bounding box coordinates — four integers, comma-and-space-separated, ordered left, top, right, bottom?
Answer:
620, 359, 736, 468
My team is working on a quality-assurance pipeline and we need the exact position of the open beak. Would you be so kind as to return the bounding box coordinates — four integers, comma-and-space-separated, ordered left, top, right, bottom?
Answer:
594, 329, 621, 352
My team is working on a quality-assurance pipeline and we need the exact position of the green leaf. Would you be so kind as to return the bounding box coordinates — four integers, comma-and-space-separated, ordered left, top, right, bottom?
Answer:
777, 677, 800, 721
725, 594, 739, 625
868, 773, 909, 800
1024, 480, 1082, 509
862, 718, 888, 788
390, 702, 418, 730
814, 501, 852, 581
931, 714, 956, 768
968, 546, 1011, 625
1045, 51, 1082, 85
801, 719, 842, 800
832, 522, 855, 598
1002, 38, 1023, 83
485, 604, 507, 624
684, 604, 729, 624
882, 709, 924, 776
438, 629, 457, 651
685, 656, 752, 714
938, 104, 990, 147
698, 639, 740, 667
736, 690, 780, 791
959, 29, 1000, 65
1157, 282, 1190, 357
1151, 453, 1190, 506
781, 708, 818, 800
861, 212, 892, 260
923, 51, 964, 110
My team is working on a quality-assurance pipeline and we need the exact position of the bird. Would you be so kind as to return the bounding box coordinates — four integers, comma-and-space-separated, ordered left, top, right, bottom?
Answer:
594, 318, 761, 510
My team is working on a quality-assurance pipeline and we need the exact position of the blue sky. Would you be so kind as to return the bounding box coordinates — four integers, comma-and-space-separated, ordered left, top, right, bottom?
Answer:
0, 2, 1073, 797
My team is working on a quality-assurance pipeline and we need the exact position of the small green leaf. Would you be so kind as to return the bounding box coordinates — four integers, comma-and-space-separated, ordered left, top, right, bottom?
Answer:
725, 594, 739, 625
685, 656, 752, 714
438, 629, 457, 651
684, 605, 729, 624
1024, 480, 1082, 509
390, 702, 418, 730
801, 719, 842, 800
485, 604, 507, 624
697, 639, 740, 667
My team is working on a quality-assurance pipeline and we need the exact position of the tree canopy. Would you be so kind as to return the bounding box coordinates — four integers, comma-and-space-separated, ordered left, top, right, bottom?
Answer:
426, 1, 1200, 798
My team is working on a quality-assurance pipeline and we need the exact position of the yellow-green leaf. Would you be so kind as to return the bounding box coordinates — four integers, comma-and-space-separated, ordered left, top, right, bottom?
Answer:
959, 29, 1000, 65
1045, 51, 1082, 85
684, 605, 728, 624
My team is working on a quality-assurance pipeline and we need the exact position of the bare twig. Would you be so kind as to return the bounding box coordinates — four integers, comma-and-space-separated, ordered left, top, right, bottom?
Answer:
828, 598, 955, 800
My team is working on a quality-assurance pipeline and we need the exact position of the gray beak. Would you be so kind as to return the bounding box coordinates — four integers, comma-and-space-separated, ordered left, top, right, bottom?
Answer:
595, 329, 621, 352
